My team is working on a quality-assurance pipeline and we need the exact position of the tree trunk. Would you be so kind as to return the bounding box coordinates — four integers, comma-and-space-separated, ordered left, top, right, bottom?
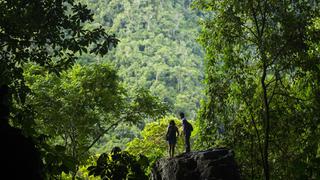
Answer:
261, 58, 270, 180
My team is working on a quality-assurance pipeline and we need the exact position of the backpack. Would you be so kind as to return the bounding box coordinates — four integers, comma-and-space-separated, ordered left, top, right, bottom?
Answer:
185, 120, 193, 132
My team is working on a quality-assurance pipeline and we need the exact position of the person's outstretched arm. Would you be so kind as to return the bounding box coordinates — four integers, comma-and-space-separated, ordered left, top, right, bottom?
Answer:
176, 127, 179, 136
166, 126, 169, 138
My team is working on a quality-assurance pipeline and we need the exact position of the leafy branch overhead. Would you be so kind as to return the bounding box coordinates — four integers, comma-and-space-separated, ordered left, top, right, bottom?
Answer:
0, 0, 119, 86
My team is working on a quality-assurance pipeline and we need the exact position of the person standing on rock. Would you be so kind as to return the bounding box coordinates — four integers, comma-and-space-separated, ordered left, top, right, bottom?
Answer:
166, 120, 179, 158
180, 112, 193, 153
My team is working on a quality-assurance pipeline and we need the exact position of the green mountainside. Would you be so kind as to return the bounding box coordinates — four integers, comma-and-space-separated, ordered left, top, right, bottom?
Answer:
79, 0, 204, 119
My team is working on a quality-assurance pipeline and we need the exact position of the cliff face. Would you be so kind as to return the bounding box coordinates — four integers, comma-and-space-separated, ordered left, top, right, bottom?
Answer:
151, 148, 240, 180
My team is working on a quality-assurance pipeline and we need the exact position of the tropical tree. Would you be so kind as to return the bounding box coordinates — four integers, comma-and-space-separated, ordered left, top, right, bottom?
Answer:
193, 0, 320, 179
1, 0, 118, 178
0, 0, 118, 93
24, 63, 167, 178
0, 0, 118, 135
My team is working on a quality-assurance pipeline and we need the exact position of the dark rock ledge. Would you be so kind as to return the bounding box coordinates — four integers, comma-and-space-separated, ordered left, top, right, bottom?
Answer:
151, 148, 240, 180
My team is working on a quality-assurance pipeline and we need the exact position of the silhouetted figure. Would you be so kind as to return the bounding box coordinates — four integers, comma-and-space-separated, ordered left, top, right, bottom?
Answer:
166, 120, 179, 158
180, 112, 192, 153
0, 85, 44, 179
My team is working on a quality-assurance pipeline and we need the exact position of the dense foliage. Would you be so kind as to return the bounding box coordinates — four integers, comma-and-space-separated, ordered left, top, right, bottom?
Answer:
0, 0, 118, 100
194, 0, 320, 179
88, 147, 149, 180
2, 0, 205, 178
78, 0, 205, 119
23, 63, 166, 178
0, 0, 206, 179
6, 0, 320, 179
1, 0, 119, 179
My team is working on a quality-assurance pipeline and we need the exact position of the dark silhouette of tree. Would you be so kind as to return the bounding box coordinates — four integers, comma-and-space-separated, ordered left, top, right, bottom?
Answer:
88, 147, 149, 180
0, 85, 44, 179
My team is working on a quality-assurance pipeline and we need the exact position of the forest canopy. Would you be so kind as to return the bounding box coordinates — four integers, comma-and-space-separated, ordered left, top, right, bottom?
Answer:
193, 0, 320, 179
77, 0, 205, 119
2, 0, 320, 179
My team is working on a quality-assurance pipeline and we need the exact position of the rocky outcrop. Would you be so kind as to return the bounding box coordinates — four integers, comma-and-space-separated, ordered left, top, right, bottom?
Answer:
151, 148, 240, 180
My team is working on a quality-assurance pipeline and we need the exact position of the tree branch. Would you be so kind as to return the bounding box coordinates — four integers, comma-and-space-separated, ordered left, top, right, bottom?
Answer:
81, 118, 124, 155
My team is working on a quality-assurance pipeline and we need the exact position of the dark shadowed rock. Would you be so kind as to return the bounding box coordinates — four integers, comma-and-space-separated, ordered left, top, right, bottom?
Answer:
151, 148, 240, 180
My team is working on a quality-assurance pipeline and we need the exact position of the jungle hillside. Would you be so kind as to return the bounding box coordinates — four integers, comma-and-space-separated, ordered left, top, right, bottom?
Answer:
1, 0, 320, 180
